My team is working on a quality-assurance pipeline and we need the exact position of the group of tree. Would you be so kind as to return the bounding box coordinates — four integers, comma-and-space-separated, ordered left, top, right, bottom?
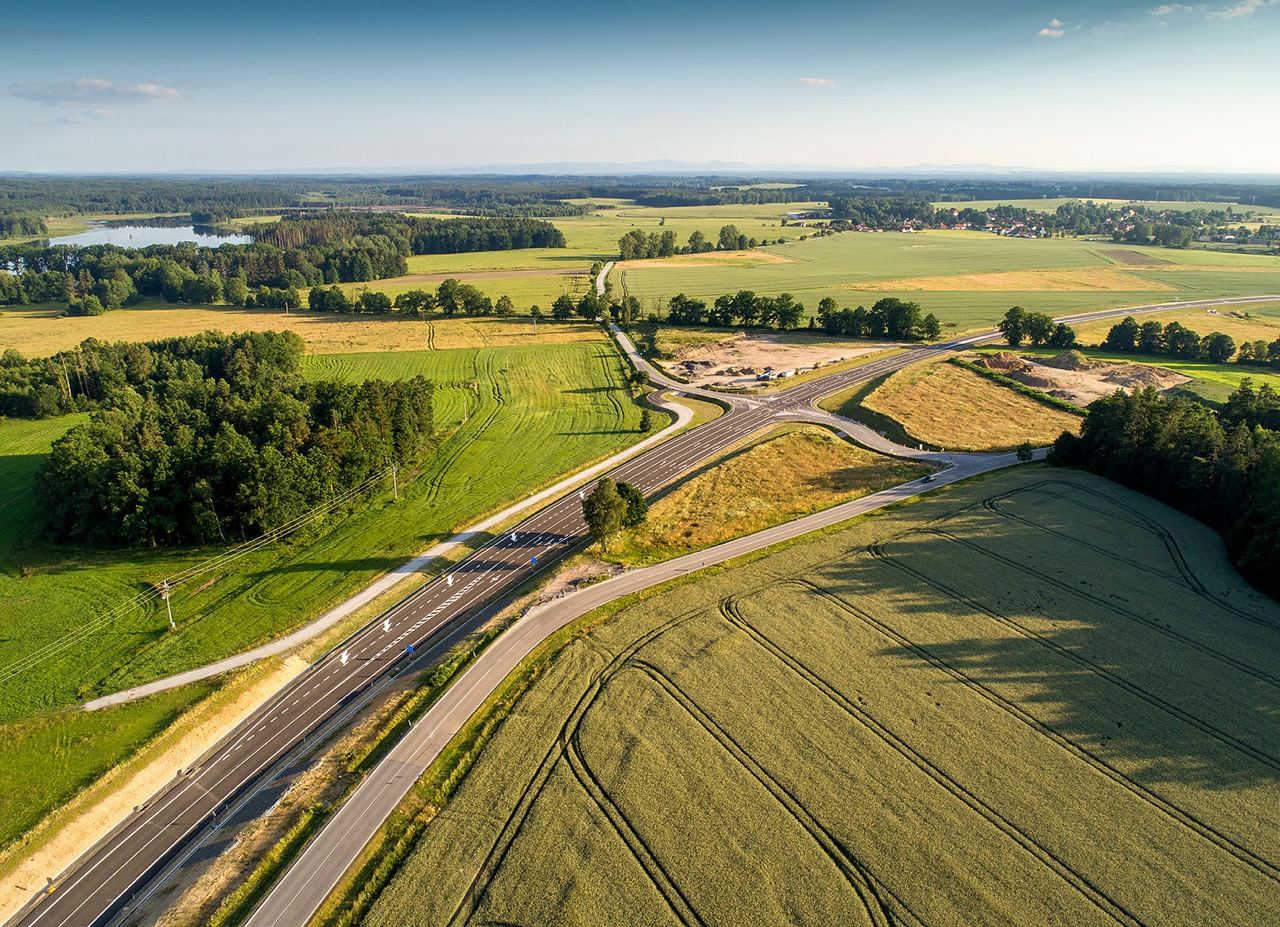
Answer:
998, 306, 1078, 348
0, 214, 48, 238
827, 195, 936, 227
660, 290, 807, 330
1101, 316, 1236, 363
581, 477, 648, 550
1051, 381, 1280, 596
817, 297, 942, 342
617, 224, 780, 260
306, 278, 520, 317
251, 211, 564, 255
34, 330, 434, 547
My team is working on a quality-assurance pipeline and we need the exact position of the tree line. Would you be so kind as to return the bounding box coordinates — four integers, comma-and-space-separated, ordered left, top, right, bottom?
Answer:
0, 214, 48, 238
251, 211, 564, 255
997, 306, 1079, 348
1051, 381, 1280, 597
816, 297, 942, 341
35, 330, 434, 547
0, 176, 600, 218
660, 291, 807, 330
1101, 316, 1237, 363
617, 224, 784, 260
0, 213, 564, 311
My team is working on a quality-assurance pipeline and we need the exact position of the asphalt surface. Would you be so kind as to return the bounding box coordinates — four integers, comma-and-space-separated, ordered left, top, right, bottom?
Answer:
243, 446, 1030, 927
8, 294, 1277, 927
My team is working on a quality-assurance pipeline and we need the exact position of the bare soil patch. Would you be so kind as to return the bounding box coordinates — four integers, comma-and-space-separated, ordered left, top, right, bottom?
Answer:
973, 350, 1190, 405
1102, 249, 1175, 267
536, 561, 623, 601
657, 331, 897, 388
845, 267, 1174, 292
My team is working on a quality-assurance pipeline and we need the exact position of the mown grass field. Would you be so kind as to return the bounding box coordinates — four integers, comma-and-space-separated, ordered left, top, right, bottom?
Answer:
610, 426, 927, 566
856, 359, 1084, 451
0, 301, 605, 358
618, 230, 1280, 332
366, 468, 1280, 927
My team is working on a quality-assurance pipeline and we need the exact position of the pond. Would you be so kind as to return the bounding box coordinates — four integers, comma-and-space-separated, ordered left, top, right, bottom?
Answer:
47, 221, 253, 248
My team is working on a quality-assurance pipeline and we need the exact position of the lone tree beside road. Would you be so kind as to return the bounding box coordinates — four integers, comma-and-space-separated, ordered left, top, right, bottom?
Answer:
582, 478, 647, 550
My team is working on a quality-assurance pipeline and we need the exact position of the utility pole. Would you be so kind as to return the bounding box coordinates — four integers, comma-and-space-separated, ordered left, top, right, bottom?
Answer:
160, 580, 175, 630
391, 464, 398, 502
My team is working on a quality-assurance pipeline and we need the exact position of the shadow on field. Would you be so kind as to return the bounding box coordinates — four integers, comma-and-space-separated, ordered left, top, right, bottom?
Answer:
803, 484, 1280, 793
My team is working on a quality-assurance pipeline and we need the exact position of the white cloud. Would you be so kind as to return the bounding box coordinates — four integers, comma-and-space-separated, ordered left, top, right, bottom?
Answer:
1038, 26, 1066, 37
797, 77, 836, 87
4, 78, 181, 107
33, 108, 115, 125
1048, 18, 1064, 26
1207, 0, 1277, 17
1149, 0, 1277, 15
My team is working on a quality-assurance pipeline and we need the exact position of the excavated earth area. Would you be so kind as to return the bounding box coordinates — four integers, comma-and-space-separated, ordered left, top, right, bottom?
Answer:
662, 332, 896, 388
971, 350, 1191, 406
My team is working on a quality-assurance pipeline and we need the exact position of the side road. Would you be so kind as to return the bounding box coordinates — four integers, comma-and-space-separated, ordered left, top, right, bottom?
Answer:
244, 446, 1030, 927
84, 391, 695, 710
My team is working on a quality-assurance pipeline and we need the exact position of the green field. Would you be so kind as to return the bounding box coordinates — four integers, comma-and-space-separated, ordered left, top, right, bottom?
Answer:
0, 684, 214, 851
0, 339, 645, 850
328, 202, 821, 308
0, 342, 642, 722
366, 467, 1280, 927
617, 230, 1280, 332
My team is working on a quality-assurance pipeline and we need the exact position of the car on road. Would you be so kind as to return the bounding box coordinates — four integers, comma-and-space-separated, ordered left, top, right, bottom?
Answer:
921, 474, 936, 483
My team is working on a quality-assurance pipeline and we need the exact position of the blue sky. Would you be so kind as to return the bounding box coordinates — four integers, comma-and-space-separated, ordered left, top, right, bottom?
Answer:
1, 1, 1276, 173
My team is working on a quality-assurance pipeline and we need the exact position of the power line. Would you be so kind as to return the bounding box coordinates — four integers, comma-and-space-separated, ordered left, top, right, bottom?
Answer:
0, 466, 397, 687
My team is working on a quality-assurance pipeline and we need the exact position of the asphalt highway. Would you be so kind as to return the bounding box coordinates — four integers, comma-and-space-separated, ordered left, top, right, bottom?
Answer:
8, 294, 1277, 927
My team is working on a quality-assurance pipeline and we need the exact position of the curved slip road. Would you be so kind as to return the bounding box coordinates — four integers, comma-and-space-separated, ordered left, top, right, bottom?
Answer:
8, 294, 1276, 927
243, 448, 1028, 927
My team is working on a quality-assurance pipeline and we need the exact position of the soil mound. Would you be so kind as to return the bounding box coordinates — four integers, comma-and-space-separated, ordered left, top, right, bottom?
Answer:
1041, 350, 1102, 371
975, 351, 1032, 373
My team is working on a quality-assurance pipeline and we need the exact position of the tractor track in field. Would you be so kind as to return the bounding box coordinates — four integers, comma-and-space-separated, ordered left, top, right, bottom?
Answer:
561, 728, 705, 927
446, 606, 709, 927
990, 479, 1280, 630
867, 544, 1280, 775
926, 527, 1280, 691
718, 600, 1147, 927
628, 661, 907, 927
792, 578, 1280, 887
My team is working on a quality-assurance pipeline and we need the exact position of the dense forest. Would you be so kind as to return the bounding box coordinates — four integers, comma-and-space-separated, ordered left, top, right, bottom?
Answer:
250, 212, 564, 253
33, 331, 434, 547
0, 213, 564, 309
0, 176, 597, 219
1052, 381, 1280, 597
0, 214, 47, 237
